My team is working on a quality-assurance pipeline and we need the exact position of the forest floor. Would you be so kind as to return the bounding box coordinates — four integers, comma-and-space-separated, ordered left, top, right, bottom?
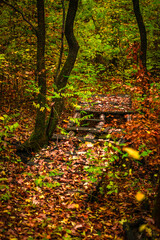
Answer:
0, 92, 160, 240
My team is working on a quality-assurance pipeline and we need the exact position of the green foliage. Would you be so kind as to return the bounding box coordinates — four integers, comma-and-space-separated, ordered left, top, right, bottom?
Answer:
34, 176, 61, 188
49, 170, 63, 177
0, 190, 11, 201
35, 178, 61, 188
0, 0, 159, 120
83, 141, 153, 197
0, 114, 19, 151
138, 145, 152, 158
0, 0, 159, 104
68, 113, 93, 127
0, 182, 11, 201
106, 180, 118, 195
85, 165, 103, 176
25, 79, 39, 96
34, 169, 63, 188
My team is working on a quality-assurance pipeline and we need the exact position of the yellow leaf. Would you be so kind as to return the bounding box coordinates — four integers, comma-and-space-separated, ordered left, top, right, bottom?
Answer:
139, 224, 147, 232
123, 147, 140, 159
61, 218, 69, 224
39, 195, 45, 199
146, 227, 152, 236
63, 120, 69, 123
0, 116, 4, 121
40, 107, 45, 112
119, 219, 127, 225
135, 192, 145, 202
68, 204, 79, 209
129, 169, 132, 175
108, 142, 112, 147
36, 103, 40, 109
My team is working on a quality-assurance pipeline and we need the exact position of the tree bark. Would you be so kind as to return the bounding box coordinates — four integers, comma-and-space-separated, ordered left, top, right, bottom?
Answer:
153, 174, 160, 229
132, 0, 147, 70
46, 0, 79, 140
22, 0, 47, 151
54, 0, 65, 82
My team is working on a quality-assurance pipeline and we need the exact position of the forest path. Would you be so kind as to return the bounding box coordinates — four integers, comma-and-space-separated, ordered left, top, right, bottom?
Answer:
26, 94, 133, 203
2, 94, 159, 239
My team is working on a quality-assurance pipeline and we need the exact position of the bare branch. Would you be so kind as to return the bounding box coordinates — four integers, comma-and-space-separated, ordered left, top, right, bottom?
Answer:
1, 0, 38, 36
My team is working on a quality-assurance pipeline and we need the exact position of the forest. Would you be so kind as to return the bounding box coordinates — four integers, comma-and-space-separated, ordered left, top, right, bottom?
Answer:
0, 0, 160, 239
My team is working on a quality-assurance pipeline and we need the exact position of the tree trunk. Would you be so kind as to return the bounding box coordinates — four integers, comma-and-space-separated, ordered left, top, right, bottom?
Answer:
153, 174, 160, 229
22, 0, 47, 151
17, 0, 79, 153
132, 0, 147, 70
46, 0, 79, 140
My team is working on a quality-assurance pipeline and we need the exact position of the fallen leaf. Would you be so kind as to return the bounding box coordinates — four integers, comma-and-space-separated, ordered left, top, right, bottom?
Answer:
123, 147, 140, 159
135, 191, 145, 201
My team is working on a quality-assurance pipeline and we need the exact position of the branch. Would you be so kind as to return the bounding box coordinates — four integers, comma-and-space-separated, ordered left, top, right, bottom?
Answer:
1, 0, 37, 36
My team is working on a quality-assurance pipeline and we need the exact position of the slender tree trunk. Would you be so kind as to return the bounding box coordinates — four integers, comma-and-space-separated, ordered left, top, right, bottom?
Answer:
153, 174, 160, 229
54, 0, 65, 82
46, 0, 79, 139
55, 0, 79, 90
17, 0, 79, 153
22, 0, 47, 151
132, 0, 147, 70
34, 0, 46, 138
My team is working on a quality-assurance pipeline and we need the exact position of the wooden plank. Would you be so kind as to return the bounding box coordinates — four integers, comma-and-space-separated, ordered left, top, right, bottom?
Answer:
52, 134, 70, 140
52, 134, 97, 143
75, 109, 134, 115
66, 126, 111, 133
52, 133, 125, 144
52, 134, 95, 142
66, 127, 124, 133
83, 118, 104, 122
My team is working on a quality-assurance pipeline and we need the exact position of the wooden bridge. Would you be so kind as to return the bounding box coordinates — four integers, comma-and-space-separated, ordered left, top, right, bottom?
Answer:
52, 94, 133, 144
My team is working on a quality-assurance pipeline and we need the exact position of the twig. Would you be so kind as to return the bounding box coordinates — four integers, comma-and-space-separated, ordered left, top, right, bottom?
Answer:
1, 0, 37, 36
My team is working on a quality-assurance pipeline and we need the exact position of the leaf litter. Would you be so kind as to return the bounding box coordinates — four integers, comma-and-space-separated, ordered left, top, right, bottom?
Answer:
0, 95, 160, 240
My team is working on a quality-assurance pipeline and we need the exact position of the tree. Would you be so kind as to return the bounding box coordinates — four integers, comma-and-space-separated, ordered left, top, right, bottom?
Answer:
132, 0, 147, 70
1, 0, 79, 152
46, 0, 79, 140
32, 0, 79, 148
25, 0, 47, 151
0, 0, 47, 150
153, 175, 160, 229
22, 0, 79, 152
